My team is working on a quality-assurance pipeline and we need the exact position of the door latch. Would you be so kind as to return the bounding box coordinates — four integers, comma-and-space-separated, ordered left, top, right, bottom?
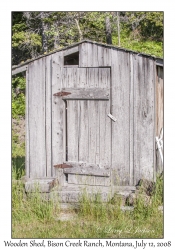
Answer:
107, 113, 117, 122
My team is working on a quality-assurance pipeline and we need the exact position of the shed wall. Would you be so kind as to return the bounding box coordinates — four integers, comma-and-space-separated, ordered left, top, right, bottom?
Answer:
26, 42, 156, 185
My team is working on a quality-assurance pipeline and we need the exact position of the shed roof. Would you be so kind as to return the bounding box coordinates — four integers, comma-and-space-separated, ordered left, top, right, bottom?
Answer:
12, 39, 163, 73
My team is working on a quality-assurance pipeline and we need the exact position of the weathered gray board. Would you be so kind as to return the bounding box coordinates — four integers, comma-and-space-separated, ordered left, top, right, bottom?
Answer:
133, 56, 155, 183
26, 41, 157, 187
110, 49, 130, 186
28, 58, 46, 177
156, 66, 163, 172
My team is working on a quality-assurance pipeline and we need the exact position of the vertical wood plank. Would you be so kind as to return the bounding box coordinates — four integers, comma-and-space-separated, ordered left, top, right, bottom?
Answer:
97, 45, 104, 66
129, 54, 134, 185
79, 43, 87, 67
25, 66, 30, 178
67, 100, 79, 162
133, 56, 155, 183
111, 49, 130, 185
155, 66, 163, 172
52, 51, 64, 177
64, 68, 79, 163
78, 100, 89, 162
156, 66, 163, 136
98, 68, 111, 166
92, 43, 98, 67
103, 47, 111, 66
45, 55, 52, 177
29, 58, 46, 178
88, 100, 98, 163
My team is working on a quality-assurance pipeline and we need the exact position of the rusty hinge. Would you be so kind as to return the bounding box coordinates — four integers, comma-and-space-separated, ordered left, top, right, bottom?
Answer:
53, 91, 71, 97
54, 163, 73, 169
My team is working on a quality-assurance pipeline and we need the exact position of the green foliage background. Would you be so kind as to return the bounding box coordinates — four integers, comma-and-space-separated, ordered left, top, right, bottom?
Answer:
12, 11, 163, 160
12, 11, 163, 65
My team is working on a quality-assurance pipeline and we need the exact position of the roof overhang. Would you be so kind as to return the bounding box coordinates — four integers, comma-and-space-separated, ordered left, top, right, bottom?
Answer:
12, 39, 163, 76
12, 65, 28, 76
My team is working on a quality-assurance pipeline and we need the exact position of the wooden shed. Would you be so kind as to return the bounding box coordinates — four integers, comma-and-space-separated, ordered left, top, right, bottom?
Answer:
12, 40, 163, 201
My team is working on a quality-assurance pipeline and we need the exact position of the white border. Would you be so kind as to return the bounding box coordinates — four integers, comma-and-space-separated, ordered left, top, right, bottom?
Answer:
1, 2, 175, 248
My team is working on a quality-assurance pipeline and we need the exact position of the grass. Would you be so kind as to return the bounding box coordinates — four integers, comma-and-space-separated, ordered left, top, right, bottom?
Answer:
12, 170, 163, 238
112, 34, 163, 58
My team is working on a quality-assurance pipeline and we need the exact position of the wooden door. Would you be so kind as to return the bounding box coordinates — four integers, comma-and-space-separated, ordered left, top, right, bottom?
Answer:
59, 68, 111, 186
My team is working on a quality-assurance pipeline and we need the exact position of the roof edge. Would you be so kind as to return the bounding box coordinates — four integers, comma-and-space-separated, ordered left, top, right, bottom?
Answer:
12, 39, 163, 70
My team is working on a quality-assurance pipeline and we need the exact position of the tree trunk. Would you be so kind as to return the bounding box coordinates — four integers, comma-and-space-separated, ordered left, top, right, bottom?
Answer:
117, 12, 120, 46
54, 21, 60, 50
75, 18, 83, 41
41, 12, 48, 53
105, 16, 112, 45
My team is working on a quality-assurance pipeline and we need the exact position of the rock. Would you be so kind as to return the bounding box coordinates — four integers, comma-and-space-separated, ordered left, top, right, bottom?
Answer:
136, 178, 155, 196
126, 192, 151, 206
120, 206, 134, 212
110, 193, 127, 206
158, 206, 163, 213
126, 193, 137, 206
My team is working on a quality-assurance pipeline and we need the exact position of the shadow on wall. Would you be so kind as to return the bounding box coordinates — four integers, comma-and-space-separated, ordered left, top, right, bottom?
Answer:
12, 156, 25, 179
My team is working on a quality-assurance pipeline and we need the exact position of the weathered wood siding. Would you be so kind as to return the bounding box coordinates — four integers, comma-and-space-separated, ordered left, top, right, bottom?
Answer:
156, 66, 163, 172
45, 55, 52, 177
51, 51, 64, 181
132, 55, 155, 183
61, 67, 111, 186
79, 42, 155, 185
110, 49, 130, 186
26, 41, 157, 186
28, 58, 46, 177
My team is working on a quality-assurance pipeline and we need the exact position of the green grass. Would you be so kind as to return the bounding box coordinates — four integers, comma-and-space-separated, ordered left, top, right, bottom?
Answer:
112, 34, 163, 58
12, 175, 163, 238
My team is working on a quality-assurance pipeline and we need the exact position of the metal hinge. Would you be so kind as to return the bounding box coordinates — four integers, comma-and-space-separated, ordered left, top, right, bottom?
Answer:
54, 163, 73, 169
53, 91, 71, 97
